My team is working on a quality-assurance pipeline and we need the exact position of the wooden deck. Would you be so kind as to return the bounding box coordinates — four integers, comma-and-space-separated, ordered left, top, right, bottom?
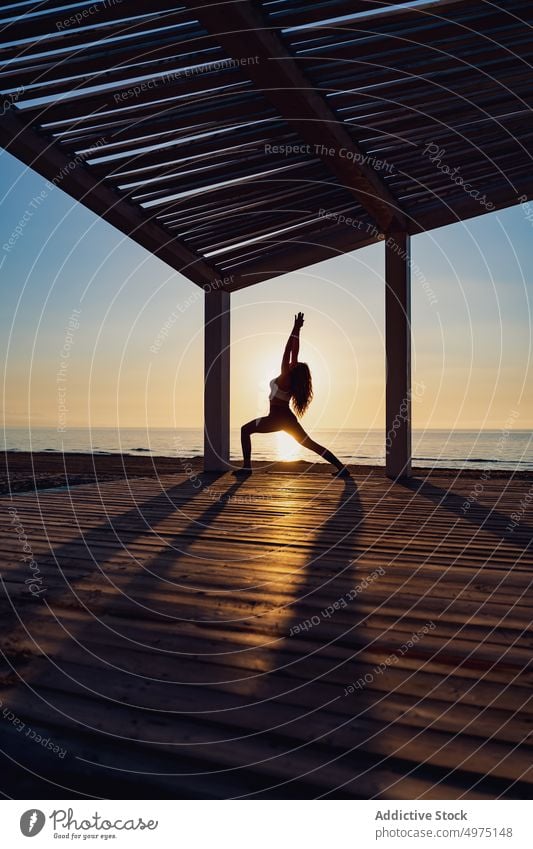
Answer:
0, 469, 532, 799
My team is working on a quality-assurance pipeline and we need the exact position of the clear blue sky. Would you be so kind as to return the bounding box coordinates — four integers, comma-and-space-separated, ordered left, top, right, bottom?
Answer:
1, 149, 531, 431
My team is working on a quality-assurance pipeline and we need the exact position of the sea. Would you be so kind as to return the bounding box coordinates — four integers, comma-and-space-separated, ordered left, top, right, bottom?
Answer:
2, 427, 532, 472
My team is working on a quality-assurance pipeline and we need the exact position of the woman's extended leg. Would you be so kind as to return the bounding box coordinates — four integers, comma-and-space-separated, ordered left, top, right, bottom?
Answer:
240, 413, 282, 471
284, 417, 349, 475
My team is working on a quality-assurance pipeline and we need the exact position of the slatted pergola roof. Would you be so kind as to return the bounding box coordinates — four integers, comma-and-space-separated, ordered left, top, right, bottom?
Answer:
1, 0, 532, 293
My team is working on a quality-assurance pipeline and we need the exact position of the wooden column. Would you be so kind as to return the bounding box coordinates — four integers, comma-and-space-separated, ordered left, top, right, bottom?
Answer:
385, 231, 412, 479
204, 289, 231, 472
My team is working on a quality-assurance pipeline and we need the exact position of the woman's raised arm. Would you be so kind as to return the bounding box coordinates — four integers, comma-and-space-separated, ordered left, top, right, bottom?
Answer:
281, 312, 304, 374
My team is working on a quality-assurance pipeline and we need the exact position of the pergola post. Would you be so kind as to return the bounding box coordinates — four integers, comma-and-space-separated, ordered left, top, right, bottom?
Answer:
385, 232, 412, 479
204, 289, 231, 472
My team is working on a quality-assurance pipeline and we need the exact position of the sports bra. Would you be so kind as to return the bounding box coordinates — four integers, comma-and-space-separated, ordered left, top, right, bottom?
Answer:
269, 377, 291, 403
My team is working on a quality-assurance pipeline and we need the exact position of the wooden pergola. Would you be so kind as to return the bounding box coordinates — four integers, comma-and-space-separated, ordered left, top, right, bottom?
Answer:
1, 0, 532, 476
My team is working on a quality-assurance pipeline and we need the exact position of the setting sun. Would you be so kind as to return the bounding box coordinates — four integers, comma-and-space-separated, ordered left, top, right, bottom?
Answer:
275, 431, 303, 461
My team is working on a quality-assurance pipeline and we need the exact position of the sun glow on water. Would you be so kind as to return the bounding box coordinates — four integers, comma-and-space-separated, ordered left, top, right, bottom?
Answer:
275, 431, 303, 461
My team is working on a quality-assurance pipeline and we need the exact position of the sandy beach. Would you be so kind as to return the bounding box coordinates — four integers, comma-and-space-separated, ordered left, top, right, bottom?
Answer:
1, 451, 531, 496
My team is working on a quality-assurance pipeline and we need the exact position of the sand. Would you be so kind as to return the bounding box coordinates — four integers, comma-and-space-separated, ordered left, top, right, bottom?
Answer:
1, 451, 530, 496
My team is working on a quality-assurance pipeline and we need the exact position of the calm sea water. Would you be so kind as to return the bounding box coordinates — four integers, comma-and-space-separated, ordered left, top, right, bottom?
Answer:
3, 427, 532, 471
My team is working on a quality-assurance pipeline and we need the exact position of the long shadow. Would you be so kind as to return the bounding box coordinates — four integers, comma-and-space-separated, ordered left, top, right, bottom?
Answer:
399, 477, 533, 554
248, 476, 376, 796
0, 471, 251, 797
274, 477, 365, 674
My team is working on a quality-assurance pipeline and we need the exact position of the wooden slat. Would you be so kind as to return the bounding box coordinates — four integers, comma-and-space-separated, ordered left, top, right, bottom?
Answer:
0, 40, 222, 94
279, 0, 529, 38
0, 6, 201, 61
125, 158, 327, 206
21, 69, 250, 123
0, 1, 164, 43
225, 225, 382, 287
269, 0, 476, 30
265, 0, 403, 29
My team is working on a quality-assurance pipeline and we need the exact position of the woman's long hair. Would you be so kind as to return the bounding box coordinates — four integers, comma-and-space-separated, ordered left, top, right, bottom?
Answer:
290, 363, 313, 418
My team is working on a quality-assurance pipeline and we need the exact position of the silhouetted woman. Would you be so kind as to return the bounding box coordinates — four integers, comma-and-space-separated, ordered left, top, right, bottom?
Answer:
238, 313, 350, 476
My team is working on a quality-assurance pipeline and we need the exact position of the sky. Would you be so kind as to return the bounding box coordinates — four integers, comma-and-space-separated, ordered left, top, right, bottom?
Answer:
1, 148, 531, 433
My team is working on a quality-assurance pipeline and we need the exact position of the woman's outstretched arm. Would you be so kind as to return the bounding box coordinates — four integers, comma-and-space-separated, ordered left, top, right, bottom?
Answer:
281, 312, 304, 374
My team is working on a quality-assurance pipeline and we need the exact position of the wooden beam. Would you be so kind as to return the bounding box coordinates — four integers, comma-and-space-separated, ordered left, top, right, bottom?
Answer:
184, 0, 406, 233
385, 232, 412, 479
0, 108, 222, 289
409, 176, 533, 233
204, 289, 231, 472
